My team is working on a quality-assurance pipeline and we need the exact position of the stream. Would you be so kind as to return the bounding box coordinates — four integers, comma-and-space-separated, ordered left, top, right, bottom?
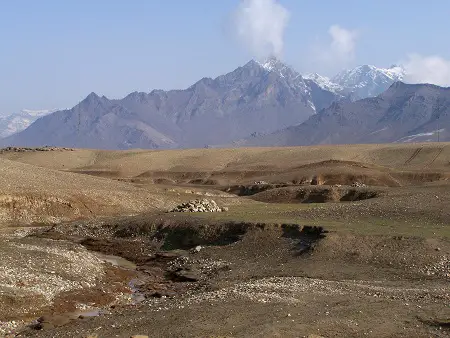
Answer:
93, 251, 147, 304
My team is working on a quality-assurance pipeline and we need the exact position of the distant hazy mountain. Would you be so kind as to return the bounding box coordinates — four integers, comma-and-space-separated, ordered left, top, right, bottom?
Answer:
2, 58, 341, 149
0, 109, 56, 138
1, 93, 177, 149
239, 82, 450, 147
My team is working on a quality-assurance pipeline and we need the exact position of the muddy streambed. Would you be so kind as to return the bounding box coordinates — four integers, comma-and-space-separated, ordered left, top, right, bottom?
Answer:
0, 229, 148, 336
93, 252, 147, 304
25, 252, 149, 333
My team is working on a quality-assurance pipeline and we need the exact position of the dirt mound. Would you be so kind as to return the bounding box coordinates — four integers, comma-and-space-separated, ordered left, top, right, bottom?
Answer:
393, 171, 449, 185
0, 159, 174, 226
225, 184, 289, 196
251, 186, 382, 204
69, 170, 123, 178
187, 179, 217, 185
152, 178, 175, 185
0, 194, 82, 224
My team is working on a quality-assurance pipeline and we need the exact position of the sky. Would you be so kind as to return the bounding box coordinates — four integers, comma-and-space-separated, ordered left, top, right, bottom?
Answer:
1, 0, 450, 114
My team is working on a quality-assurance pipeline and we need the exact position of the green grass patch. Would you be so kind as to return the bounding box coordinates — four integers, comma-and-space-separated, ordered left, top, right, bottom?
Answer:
189, 201, 450, 238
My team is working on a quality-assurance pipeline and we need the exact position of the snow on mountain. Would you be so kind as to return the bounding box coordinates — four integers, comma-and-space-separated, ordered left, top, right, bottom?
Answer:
257, 56, 302, 81
0, 109, 57, 138
256, 56, 317, 111
240, 82, 450, 147
303, 73, 344, 93
331, 64, 405, 99
20, 109, 57, 117
383, 65, 405, 80
303, 65, 407, 101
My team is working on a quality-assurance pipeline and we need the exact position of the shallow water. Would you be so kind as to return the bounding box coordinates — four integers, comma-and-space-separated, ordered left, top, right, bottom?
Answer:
129, 279, 147, 303
94, 251, 147, 304
76, 308, 107, 318
94, 252, 137, 270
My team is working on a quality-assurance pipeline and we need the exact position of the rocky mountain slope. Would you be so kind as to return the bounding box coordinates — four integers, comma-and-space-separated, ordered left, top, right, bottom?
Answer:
0, 109, 56, 138
240, 82, 450, 146
0, 60, 428, 150
2, 58, 340, 149
1, 94, 178, 149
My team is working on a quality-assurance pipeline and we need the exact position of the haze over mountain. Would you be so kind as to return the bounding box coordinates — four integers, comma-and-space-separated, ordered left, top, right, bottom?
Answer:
240, 81, 450, 147
0, 109, 57, 138
0, 58, 438, 150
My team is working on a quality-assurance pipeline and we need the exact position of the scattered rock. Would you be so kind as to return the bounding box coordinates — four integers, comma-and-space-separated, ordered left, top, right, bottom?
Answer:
311, 175, 324, 185
0, 146, 74, 153
351, 182, 367, 188
191, 245, 202, 253
170, 199, 227, 213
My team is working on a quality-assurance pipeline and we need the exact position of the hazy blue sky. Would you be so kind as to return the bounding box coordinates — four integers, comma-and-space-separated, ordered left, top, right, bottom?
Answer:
1, 0, 450, 114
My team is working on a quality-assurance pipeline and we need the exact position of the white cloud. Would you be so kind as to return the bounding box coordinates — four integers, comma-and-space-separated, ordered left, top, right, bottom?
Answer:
233, 0, 290, 59
328, 25, 358, 63
402, 54, 450, 86
306, 25, 359, 75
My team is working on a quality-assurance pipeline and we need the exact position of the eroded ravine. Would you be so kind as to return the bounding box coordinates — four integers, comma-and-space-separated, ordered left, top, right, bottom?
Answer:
1, 215, 449, 337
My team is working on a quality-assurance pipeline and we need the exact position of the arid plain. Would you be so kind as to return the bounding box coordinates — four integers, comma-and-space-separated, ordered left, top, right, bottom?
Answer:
0, 143, 449, 337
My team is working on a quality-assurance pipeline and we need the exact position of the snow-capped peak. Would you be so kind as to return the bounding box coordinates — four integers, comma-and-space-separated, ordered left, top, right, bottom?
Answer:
303, 73, 344, 92
330, 64, 406, 99
0, 108, 58, 138
256, 56, 301, 81
258, 56, 285, 71
333, 64, 405, 86
382, 65, 405, 80
20, 109, 58, 117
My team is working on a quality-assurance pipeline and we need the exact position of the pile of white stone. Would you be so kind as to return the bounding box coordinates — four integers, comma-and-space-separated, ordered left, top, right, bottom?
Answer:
170, 199, 228, 213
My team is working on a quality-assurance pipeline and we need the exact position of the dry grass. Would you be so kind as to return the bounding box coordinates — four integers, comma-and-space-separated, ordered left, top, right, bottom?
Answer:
0, 143, 449, 228
1, 143, 449, 176
1, 144, 449, 338
0, 158, 175, 225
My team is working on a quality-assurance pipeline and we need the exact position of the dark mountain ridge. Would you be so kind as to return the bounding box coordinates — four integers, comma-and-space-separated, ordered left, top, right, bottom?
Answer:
239, 81, 450, 147
2, 59, 338, 149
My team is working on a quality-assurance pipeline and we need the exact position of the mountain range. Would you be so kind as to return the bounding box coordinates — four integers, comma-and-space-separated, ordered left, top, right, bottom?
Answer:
240, 82, 449, 146
0, 109, 57, 138
304, 64, 404, 101
2, 58, 446, 149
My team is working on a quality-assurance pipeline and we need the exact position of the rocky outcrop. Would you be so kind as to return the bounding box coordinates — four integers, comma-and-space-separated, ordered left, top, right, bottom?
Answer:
170, 199, 228, 213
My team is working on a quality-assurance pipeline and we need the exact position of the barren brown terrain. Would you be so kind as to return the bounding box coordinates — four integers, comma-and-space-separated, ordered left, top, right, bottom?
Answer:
0, 143, 449, 337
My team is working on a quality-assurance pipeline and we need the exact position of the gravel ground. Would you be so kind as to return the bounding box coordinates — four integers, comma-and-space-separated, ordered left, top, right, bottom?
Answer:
0, 229, 107, 336
144, 276, 449, 311
24, 275, 450, 338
